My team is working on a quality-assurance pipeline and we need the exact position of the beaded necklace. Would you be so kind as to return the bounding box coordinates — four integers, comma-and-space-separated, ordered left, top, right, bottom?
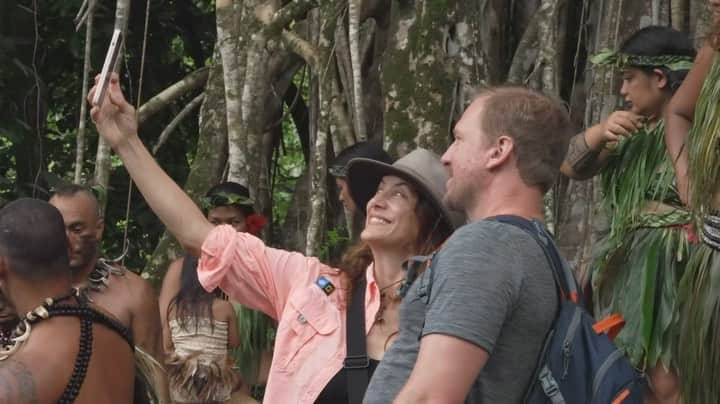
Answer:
0, 287, 134, 404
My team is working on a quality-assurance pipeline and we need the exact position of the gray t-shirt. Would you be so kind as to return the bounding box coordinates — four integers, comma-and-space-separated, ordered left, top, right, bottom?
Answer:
364, 219, 558, 403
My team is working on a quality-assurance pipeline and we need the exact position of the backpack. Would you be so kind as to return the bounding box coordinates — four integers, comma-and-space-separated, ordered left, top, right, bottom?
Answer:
489, 216, 644, 404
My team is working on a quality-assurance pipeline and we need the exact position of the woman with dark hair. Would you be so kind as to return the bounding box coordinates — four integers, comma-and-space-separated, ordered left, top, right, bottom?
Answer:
164, 255, 244, 404
561, 26, 696, 404
665, 1, 720, 402
88, 78, 460, 403
159, 182, 270, 403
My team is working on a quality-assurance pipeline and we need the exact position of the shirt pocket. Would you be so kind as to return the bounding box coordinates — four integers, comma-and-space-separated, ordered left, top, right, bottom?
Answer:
275, 285, 340, 371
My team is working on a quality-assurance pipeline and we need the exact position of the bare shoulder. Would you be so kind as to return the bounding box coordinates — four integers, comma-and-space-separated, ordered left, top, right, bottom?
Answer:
162, 259, 184, 290
111, 267, 156, 298
0, 360, 38, 404
213, 298, 236, 320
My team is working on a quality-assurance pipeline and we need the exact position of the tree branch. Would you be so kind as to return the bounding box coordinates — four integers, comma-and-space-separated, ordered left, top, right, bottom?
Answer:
136, 68, 209, 124
256, 0, 318, 35
282, 29, 320, 69
152, 93, 204, 155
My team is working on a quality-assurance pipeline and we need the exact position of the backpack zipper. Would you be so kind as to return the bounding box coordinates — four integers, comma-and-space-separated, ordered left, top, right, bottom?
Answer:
591, 349, 626, 402
561, 307, 582, 379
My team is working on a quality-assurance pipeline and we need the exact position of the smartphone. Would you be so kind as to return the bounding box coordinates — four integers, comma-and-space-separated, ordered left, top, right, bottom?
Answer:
92, 29, 123, 106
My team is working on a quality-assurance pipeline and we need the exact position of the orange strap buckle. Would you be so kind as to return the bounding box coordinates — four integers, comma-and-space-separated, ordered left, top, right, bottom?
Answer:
592, 314, 625, 341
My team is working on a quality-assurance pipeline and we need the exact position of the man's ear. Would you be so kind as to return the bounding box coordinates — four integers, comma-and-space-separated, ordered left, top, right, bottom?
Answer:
486, 135, 515, 169
652, 68, 669, 91
95, 217, 105, 241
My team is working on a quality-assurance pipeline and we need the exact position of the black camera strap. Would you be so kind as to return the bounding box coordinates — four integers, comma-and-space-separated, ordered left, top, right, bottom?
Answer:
345, 277, 369, 404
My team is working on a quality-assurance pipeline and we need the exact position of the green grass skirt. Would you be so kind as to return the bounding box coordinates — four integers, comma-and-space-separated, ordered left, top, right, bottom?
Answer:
591, 225, 693, 371
676, 242, 720, 403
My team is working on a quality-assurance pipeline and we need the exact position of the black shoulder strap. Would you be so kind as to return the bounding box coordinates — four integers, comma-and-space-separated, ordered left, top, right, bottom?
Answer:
345, 277, 369, 404
488, 215, 579, 303
488, 215, 578, 403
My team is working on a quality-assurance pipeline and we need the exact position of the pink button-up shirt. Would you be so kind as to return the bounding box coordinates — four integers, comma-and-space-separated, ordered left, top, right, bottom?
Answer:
198, 225, 381, 403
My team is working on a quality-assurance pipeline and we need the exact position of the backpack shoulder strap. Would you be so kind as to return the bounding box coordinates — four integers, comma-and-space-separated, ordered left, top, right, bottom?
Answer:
345, 277, 369, 404
488, 215, 580, 303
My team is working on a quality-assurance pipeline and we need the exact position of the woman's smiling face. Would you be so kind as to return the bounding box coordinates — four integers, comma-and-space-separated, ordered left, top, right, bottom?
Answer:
361, 175, 420, 253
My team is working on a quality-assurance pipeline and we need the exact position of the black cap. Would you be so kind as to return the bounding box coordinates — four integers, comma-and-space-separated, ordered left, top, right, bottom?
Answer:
329, 142, 393, 178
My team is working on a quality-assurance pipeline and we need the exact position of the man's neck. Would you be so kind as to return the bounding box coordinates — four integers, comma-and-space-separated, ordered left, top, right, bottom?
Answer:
11, 280, 74, 315
467, 183, 545, 223
71, 258, 98, 285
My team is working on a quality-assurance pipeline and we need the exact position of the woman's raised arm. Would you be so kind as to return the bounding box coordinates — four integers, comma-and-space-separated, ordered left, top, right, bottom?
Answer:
665, 44, 716, 205
89, 74, 212, 255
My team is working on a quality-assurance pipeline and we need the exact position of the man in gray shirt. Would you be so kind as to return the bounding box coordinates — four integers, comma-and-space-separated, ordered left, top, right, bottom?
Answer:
364, 87, 574, 403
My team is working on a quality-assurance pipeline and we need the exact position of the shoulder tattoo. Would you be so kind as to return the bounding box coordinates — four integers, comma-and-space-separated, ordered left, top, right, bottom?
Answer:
0, 360, 38, 404
565, 132, 600, 176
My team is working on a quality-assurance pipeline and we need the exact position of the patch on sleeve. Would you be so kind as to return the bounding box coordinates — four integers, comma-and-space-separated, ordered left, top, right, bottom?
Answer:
315, 276, 336, 296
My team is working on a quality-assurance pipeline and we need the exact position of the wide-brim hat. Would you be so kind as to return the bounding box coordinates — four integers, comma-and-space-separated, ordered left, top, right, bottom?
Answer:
346, 148, 465, 230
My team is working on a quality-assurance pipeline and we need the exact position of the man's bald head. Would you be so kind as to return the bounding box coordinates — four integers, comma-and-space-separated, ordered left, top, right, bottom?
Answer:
0, 198, 69, 281
49, 184, 104, 272
50, 184, 100, 219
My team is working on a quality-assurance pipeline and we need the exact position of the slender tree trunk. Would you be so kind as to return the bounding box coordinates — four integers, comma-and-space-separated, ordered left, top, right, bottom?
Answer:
217, 0, 247, 185
94, 0, 130, 212
348, 0, 367, 141
75, 0, 95, 184
305, 5, 339, 256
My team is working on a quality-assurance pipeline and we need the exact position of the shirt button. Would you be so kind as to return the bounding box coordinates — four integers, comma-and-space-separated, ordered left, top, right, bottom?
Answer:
298, 314, 307, 324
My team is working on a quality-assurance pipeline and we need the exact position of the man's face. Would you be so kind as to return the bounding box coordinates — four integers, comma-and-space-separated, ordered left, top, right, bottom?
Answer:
441, 98, 492, 214
207, 205, 247, 232
335, 178, 357, 213
49, 193, 103, 271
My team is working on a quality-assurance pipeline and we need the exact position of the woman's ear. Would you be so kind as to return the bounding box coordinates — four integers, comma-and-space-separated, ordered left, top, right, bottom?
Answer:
652, 68, 669, 91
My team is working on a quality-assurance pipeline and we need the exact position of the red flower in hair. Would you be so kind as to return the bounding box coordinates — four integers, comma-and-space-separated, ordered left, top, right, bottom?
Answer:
246, 214, 267, 236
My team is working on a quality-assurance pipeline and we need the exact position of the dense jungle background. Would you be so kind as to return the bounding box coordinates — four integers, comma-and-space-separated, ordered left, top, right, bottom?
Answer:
0, 0, 713, 285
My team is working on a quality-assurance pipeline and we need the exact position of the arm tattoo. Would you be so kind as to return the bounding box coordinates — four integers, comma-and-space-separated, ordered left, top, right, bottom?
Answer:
0, 360, 38, 404
565, 132, 601, 178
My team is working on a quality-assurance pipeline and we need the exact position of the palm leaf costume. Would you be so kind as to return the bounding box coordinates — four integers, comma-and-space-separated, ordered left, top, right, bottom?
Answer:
591, 120, 694, 371
677, 52, 720, 403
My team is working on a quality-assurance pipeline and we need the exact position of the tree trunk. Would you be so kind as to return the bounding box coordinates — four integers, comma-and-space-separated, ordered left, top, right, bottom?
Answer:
217, 0, 248, 185
305, 6, 338, 256
381, 1, 502, 156
94, 0, 130, 213
75, 0, 95, 184
143, 45, 229, 281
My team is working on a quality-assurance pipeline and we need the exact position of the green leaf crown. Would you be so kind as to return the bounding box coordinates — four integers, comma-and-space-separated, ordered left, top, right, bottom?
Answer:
591, 48, 694, 71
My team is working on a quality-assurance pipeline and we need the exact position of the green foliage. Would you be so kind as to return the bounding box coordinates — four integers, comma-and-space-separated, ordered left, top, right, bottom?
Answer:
318, 227, 350, 263
229, 304, 276, 382
271, 105, 305, 227
0, 0, 216, 270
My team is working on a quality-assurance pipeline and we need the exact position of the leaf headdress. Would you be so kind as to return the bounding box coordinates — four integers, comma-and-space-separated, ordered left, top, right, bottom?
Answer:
591, 48, 694, 71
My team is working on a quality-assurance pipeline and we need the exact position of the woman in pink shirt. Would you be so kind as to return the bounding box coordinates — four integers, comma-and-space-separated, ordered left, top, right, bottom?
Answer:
88, 75, 460, 403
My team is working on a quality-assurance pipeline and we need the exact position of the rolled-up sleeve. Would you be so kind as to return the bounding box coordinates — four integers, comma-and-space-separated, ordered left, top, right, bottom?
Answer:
198, 225, 334, 320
